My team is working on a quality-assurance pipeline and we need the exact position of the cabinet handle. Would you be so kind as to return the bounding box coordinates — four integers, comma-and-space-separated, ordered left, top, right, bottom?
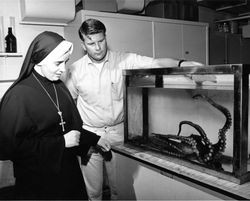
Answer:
185, 51, 189, 55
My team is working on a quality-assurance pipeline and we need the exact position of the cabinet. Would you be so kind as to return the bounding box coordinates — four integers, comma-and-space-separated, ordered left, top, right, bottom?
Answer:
209, 32, 250, 65
64, 10, 208, 65
154, 22, 207, 63
182, 24, 207, 62
19, 0, 75, 26
154, 22, 182, 58
123, 64, 250, 184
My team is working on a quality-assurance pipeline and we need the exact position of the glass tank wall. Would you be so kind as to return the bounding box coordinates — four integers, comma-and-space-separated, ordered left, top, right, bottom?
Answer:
123, 64, 250, 184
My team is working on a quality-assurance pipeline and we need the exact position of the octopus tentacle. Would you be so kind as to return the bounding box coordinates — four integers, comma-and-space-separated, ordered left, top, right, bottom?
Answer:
177, 120, 211, 145
193, 94, 232, 154
176, 120, 213, 163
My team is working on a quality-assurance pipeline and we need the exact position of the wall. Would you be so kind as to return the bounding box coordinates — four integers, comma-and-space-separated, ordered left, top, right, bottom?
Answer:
0, 0, 66, 188
0, 0, 65, 97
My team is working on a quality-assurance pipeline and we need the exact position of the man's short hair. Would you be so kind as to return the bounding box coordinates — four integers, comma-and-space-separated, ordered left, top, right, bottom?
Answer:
78, 18, 106, 41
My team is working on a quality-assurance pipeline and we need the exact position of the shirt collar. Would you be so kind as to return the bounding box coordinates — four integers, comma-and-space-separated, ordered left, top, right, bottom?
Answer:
86, 50, 110, 65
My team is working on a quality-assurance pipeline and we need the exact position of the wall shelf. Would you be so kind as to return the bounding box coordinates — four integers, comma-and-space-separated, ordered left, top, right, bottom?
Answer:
198, 0, 250, 15
215, 15, 250, 23
0, 53, 22, 57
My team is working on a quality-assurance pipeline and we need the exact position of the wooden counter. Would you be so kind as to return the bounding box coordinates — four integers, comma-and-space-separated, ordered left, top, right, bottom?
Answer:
112, 143, 250, 200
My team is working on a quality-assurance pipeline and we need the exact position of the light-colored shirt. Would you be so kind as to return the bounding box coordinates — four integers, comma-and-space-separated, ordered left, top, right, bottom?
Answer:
66, 50, 154, 128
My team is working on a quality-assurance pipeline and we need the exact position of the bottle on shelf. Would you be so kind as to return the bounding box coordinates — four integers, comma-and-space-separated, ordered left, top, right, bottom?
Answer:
5, 27, 17, 53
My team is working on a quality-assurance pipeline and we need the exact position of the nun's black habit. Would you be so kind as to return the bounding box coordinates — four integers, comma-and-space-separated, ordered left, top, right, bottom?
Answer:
0, 31, 100, 200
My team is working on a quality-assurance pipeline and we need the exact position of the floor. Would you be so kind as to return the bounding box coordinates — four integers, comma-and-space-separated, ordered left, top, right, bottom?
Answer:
0, 185, 111, 200
102, 189, 111, 200
0, 186, 14, 200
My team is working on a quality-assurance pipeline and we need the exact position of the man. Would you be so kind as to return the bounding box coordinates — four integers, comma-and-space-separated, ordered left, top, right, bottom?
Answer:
65, 18, 203, 200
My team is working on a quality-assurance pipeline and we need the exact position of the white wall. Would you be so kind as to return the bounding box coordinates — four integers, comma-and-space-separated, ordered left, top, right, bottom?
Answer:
0, 0, 65, 97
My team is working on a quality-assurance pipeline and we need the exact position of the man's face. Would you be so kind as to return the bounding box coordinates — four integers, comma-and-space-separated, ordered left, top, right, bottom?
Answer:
82, 32, 107, 63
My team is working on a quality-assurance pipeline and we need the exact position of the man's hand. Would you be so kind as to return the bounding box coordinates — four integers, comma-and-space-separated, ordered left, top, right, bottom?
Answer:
97, 137, 111, 152
180, 61, 217, 85
191, 74, 217, 85
181, 61, 204, 67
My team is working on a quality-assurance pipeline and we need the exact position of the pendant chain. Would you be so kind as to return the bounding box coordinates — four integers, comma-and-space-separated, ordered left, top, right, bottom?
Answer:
32, 73, 60, 111
32, 73, 66, 132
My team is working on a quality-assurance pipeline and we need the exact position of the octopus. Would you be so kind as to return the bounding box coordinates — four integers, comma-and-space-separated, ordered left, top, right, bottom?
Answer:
148, 94, 232, 170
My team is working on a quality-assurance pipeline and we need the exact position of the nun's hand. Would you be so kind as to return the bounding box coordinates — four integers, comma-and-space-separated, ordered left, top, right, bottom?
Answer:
97, 137, 111, 152
64, 130, 81, 148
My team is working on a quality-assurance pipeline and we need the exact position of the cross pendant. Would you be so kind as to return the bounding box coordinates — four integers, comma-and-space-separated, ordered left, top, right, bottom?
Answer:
58, 111, 66, 132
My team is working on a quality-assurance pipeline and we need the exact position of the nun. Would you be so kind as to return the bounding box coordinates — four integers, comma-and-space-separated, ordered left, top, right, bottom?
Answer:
0, 31, 110, 200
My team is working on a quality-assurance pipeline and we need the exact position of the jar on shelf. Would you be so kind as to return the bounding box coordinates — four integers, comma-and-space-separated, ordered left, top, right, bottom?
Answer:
223, 22, 229, 33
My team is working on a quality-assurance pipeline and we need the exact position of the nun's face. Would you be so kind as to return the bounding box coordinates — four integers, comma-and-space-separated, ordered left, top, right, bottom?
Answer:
40, 52, 70, 81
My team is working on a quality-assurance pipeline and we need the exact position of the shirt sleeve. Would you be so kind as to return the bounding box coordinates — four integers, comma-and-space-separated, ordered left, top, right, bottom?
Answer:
123, 52, 155, 69
64, 64, 79, 100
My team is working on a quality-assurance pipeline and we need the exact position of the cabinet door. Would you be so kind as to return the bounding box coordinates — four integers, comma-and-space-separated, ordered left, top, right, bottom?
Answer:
241, 38, 250, 64
154, 22, 182, 58
182, 24, 207, 64
84, 15, 153, 57
227, 34, 241, 64
209, 33, 247, 65
209, 32, 226, 65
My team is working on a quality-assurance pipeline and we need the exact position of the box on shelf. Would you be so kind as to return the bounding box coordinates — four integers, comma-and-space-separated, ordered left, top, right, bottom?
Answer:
145, 0, 198, 21
242, 24, 250, 38
82, 0, 117, 12
20, 0, 75, 25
